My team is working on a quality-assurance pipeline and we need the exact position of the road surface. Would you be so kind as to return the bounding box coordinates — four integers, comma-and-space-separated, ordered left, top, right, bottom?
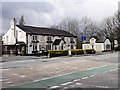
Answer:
1, 52, 119, 89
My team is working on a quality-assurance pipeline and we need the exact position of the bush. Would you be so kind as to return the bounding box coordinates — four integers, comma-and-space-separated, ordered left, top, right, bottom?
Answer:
48, 50, 68, 57
85, 49, 95, 54
71, 49, 84, 55
48, 49, 95, 57
115, 45, 120, 51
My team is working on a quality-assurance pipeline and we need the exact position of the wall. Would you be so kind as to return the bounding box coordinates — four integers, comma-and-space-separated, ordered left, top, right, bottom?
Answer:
104, 39, 111, 50
2, 28, 16, 45
95, 43, 104, 52
27, 34, 76, 54
16, 26, 26, 44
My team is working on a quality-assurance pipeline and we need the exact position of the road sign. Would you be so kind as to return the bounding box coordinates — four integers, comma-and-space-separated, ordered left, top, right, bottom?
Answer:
114, 40, 118, 45
81, 36, 86, 41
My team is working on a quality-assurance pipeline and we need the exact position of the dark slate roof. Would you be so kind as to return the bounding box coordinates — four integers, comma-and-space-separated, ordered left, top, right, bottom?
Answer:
16, 25, 77, 37
53, 39, 61, 45
96, 36, 106, 43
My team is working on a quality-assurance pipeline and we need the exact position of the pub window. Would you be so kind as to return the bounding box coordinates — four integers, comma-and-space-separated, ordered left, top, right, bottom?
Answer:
71, 44, 74, 49
61, 37, 64, 41
33, 35, 37, 40
47, 36, 51, 41
33, 44, 37, 51
70, 37, 74, 42
46, 44, 51, 50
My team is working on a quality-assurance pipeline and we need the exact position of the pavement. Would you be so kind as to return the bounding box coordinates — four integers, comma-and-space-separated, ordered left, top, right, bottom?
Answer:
1, 51, 114, 62
1, 52, 119, 89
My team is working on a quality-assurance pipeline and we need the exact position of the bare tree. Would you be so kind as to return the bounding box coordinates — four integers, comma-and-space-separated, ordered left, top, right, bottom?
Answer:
50, 17, 81, 37
113, 12, 120, 46
101, 17, 115, 41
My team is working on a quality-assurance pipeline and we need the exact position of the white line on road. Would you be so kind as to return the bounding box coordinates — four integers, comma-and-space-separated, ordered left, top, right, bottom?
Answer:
49, 86, 59, 89
90, 75, 95, 77
82, 60, 86, 61
109, 70, 113, 72
112, 68, 118, 71
76, 83, 82, 86
33, 80, 41, 82
6, 81, 12, 84
103, 71, 108, 73
73, 79, 81, 82
0, 69, 10, 71
20, 75, 26, 78
61, 82, 73, 86
81, 77, 88, 80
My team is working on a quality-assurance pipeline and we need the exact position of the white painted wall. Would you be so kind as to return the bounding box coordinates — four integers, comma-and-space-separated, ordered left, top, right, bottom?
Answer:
2, 19, 77, 54
104, 39, 111, 50
82, 44, 91, 50
16, 26, 26, 44
82, 37, 112, 52
27, 34, 76, 54
95, 43, 104, 51
2, 20, 16, 45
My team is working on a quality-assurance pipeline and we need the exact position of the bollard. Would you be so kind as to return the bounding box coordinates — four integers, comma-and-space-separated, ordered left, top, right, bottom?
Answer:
68, 49, 72, 57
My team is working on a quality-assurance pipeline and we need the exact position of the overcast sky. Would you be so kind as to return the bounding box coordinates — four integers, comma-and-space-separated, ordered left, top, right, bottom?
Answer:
1, 0, 119, 34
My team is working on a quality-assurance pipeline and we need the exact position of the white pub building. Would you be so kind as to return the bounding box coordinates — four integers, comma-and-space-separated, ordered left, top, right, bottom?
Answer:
2, 18, 77, 55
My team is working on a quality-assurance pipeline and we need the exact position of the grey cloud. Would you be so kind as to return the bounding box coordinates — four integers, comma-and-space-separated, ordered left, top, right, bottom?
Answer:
2, 2, 55, 19
1, 0, 118, 35
2, 2, 55, 33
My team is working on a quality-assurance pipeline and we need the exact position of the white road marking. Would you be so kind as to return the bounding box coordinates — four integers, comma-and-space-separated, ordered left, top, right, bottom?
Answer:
0, 69, 10, 71
90, 75, 95, 77
6, 81, 12, 84
61, 82, 72, 86
82, 60, 86, 61
109, 70, 113, 72
2, 79, 9, 81
49, 86, 59, 89
73, 79, 81, 82
76, 83, 82, 86
30, 68, 33, 69
112, 68, 118, 71
103, 71, 108, 73
97, 86, 109, 88
89, 85, 109, 88
73, 67, 78, 69
96, 58, 101, 60
81, 77, 88, 79
33, 80, 40, 82
20, 75, 26, 78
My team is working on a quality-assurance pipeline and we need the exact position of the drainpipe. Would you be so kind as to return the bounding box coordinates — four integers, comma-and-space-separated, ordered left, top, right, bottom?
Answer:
13, 18, 17, 55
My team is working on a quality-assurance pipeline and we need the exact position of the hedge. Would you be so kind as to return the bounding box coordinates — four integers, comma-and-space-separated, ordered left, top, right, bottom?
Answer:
85, 49, 95, 54
114, 45, 120, 51
48, 49, 95, 57
71, 49, 84, 55
48, 50, 68, 57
